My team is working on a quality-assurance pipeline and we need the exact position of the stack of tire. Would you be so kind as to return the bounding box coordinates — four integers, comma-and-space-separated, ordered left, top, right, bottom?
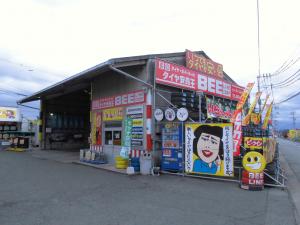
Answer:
171, 92, 199, 111
130, 157, 140, 172
171, 92, 206, 121
115, 156, 129, 169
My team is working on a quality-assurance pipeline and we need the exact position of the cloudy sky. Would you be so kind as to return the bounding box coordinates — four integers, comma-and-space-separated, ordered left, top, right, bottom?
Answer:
0, 0, 299, 129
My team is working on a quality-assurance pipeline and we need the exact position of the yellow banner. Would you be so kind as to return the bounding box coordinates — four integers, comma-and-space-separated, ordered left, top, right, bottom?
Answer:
91, 111, 97, 144
236, 83, 254, 110
231, 83, 254, 123
250, 113, 260, 125
103, 107, 123, 121
257, 94, 269, 123
242, 91, 262, 126
262, 102, 273, 130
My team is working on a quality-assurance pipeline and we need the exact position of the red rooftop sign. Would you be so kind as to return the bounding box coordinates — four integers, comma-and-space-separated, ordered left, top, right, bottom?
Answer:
155, 59, 243, 101
186, 50, 223, 79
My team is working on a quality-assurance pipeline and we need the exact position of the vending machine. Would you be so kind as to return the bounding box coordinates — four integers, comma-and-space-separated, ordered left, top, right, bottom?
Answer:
161, 123, 183, 172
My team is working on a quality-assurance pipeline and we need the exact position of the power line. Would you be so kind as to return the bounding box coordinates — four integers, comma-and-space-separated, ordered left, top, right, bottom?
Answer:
0, 88, 28, 97
272, 73, 300, 90
275, 89, 300, 105
271, 45, 300, 76
18, 103, 39, 110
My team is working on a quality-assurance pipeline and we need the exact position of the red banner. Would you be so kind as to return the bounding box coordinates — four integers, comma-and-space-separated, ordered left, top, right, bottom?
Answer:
92, 90, 145, 110
155, 59, 244, 101
233, 109, 242, 156
186, 50, 223, 79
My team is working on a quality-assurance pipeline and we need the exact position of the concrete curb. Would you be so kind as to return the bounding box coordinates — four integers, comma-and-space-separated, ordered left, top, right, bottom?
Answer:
280, 151, 300, 225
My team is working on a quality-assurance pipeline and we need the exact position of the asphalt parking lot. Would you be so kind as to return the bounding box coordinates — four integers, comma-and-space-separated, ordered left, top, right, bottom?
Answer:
0, 150, 298, 225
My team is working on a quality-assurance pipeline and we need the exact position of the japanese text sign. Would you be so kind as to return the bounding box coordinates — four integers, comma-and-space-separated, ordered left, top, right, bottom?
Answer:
103, 107, 123, 121
155, 59, 243, 101
186, 50, 223, 79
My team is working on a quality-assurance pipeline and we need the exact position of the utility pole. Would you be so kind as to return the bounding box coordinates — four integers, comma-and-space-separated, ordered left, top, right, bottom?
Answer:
291, 112, 296, 129
256, 0, 262, 111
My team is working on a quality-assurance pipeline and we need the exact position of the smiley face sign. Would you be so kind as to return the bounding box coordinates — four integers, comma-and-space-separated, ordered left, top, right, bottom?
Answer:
242, 151, 266, 173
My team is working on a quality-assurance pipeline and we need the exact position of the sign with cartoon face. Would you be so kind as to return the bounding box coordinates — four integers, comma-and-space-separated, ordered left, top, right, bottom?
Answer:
185, 123, 234, 177
242, 151, 266, 173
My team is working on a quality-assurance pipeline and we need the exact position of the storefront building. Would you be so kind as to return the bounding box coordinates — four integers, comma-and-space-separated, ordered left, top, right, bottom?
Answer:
19, 50, 243, 165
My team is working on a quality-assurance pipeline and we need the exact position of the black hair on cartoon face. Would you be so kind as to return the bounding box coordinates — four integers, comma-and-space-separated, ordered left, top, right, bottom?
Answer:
193, 125, 224, 160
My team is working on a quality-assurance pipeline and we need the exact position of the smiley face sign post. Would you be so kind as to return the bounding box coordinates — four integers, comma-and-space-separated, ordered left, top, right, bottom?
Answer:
241, 151, 266, 190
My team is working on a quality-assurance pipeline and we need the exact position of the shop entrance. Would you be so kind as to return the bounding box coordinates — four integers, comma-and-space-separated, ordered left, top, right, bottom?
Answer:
103, 121, 122, 163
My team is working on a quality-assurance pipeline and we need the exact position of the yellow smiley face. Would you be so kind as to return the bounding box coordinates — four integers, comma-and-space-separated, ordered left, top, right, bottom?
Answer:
242, 151, 266, 173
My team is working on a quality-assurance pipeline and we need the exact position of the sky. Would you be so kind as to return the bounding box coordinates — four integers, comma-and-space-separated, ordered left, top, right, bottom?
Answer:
0, 0, 300, 129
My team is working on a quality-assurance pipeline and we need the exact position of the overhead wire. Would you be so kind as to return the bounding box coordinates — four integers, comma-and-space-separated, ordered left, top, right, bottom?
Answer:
271, 44, 300, 76
0, 88, 28, 97
272, 68, 300, 87
275, 89, 300, 105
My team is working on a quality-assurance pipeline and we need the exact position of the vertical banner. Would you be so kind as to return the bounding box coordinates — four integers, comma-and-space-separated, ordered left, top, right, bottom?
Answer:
233, 109, 242, 156
262, 102, 273, 130
258, 94, 270, 123
185, 123, 234, 177
91, 111, 97, 145
242, 92, 262, 126
123, 117, 133, 147
95, 111, 102, 145
231, 83, 254, 123
231, 83, 254, 156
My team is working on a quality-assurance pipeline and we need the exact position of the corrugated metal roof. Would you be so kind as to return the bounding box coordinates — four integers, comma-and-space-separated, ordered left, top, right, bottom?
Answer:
18, 51, 236, 103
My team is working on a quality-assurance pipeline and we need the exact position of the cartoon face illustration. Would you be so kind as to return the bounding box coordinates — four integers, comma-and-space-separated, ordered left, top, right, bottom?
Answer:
242, 151, 266, 173
193, 125, 224, 174
197, 133, 221, 163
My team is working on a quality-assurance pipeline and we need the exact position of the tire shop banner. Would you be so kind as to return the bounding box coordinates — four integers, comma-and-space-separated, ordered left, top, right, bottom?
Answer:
186, 50, 223, 79
92, 90, 145, 110
155, 59, 243, 101
206, 97, 235, 120
0, 107, 21, 122
185, 123, 234, 177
